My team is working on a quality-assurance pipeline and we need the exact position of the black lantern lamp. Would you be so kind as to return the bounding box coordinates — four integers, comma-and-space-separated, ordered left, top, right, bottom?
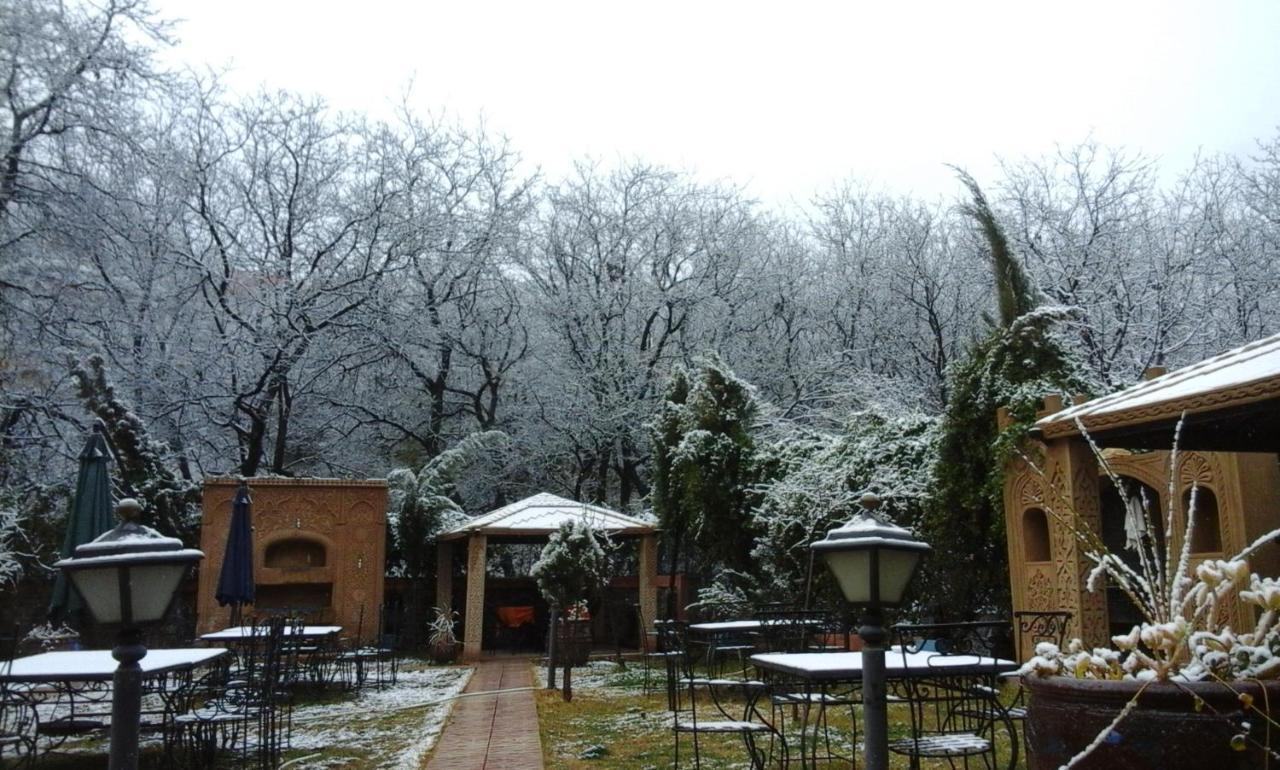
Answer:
810, 493, 930, 770
55, 498, 203, 770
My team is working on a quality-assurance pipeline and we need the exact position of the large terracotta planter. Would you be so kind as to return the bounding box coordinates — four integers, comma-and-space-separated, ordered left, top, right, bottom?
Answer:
1025, 675, 1280, 770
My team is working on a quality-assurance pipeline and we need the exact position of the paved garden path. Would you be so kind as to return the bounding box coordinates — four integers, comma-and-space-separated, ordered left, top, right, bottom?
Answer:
424, 658, 543, 770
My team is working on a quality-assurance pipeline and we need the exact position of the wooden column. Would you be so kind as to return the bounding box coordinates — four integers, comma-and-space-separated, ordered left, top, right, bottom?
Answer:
436, 540, 453, 611
1042, 436, 1109, 648
638, 533, 658, 650
463, 534, 487, 660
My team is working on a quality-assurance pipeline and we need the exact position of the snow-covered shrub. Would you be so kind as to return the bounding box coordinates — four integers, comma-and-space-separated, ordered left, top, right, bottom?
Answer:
531, 519, 610, 609
385, 431, 508, 578
687, 569, 755, 619
749, 409, 939, 607
23, 622, 80, 651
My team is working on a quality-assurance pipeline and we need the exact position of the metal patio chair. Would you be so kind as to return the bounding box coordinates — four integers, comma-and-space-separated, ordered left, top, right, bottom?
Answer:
661, 621, 781, 769
636, 604, 681, 696
756, 609, 858, 767
0, 630, 37, 768
888, 622, 1018, 770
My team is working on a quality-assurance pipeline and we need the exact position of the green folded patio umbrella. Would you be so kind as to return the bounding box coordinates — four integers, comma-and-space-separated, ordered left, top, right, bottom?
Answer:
48, 424, 116, 621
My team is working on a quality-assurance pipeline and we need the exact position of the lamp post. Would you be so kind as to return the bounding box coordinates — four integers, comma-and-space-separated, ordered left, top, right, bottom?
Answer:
810, 493, 929, 770
54, 498, 203, 770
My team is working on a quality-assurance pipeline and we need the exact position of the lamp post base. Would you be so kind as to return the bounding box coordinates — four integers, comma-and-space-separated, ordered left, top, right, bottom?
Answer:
110, 626, 147, 770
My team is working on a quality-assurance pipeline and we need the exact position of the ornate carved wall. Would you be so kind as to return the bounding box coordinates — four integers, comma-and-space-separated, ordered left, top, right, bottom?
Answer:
196, 478, 387, 642
1004, 438, 1280, 659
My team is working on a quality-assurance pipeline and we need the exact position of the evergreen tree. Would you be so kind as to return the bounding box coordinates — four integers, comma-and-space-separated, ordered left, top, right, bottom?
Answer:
918, 172, 1088, 619
532, 519, 610, 700
649, 367, 690, 616
69, 355, 199, 540
648, 355, 761, 590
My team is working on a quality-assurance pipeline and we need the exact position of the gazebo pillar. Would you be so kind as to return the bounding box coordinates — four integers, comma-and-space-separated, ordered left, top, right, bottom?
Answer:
638, 533, 659, 650
463, 533, 487, 660
436, 540, 453, 611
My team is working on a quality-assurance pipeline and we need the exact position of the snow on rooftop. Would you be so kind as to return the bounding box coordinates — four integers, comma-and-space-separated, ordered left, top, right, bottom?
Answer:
439, 492, 655, 539
1037, 332, 1280, 432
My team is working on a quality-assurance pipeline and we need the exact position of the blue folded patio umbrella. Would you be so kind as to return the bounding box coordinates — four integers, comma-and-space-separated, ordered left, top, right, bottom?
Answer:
216, 482, 256, 625
49, 424, 116, 621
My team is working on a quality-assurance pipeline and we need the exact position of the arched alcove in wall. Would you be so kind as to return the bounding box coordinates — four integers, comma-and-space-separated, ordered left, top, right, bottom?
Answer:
1100, 476, 1163, 638
1185, 486, 1223, 554
1023, 507, 1051, 562
264, 536, 328, 568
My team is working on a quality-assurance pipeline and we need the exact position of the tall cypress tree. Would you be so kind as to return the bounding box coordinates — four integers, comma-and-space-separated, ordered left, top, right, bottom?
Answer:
918, 171, 1087, 619
650, 367, 690, 618
648, 356, 761, 613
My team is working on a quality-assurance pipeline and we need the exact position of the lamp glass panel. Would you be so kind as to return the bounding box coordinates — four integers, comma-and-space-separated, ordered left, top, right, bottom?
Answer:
128, 563, 189, 623
822, 549, 872, 604
68, 566, 124, 624
878, 549, 923, 605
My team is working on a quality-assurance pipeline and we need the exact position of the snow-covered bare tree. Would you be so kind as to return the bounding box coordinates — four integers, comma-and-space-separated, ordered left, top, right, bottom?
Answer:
339, 114, 534, 464
0, 0, 171, 270
175, 90, 401, 476
520, 162, 756, 506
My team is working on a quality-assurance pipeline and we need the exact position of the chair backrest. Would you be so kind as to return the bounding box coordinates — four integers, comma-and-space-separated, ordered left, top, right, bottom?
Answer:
893, 621, 1007, 667
378, 602, 400, 651
755, 607, 829, 653
1013, 611, 1072, 659
655, 620, 692, 676
891, 621, 1012, 765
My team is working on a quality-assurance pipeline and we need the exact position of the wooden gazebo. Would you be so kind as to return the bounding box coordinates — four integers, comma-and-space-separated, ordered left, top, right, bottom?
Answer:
437, 493, 659, 659
1002, 333, 1280, 657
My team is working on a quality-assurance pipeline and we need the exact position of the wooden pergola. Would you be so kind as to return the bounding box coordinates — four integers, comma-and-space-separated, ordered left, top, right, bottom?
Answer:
437, 492, 659, 659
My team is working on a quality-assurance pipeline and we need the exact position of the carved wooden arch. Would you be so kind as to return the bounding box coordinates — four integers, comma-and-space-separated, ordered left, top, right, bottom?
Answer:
1174, 453, 1232, 558
1103, 454, 1168, 509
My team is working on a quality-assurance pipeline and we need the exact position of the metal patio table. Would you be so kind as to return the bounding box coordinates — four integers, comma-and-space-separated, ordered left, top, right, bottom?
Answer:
750, 649, 1020, 769
199, 625, 342, 643
0, 647, 230, 759
688, 618, 827, 677
203, 624, 347, 687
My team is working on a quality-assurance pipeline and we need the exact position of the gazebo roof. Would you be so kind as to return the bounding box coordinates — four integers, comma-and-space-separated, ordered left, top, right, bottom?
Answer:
1035, 332, 1280, 452
438, 492, 656, 541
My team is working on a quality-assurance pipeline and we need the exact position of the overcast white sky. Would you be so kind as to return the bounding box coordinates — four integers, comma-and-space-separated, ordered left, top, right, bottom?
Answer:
152, 0, 1280, 204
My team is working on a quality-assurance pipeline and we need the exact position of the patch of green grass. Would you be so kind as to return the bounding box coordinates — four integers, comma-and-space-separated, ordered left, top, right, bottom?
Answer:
535, 669, 1028, 769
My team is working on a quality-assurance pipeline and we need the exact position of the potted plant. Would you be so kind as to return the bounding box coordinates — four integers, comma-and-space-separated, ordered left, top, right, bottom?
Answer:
1019, 431, 1280, 769
427, 605, 461, 664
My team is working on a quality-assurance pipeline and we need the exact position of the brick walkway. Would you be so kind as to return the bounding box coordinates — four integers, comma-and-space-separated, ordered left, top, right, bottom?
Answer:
424, 658, 543, 770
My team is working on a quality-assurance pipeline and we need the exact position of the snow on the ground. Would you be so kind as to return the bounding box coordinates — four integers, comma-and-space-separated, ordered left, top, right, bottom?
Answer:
289, 660, 471, 769
531, 658, 649, 693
